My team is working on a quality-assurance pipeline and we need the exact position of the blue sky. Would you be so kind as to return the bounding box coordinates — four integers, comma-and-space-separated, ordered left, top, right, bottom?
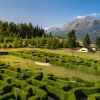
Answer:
0, 0, 100, 28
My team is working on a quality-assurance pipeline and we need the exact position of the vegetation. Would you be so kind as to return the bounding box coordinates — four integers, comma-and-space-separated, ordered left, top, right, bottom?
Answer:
7, 50, 100, 77
0, 20, 99, 51
0, 55, 99, 81
95, 36, 100, 50
83, 34, 91, 46
0, 19, 100, 99
0, 21, 98, 50
0, 20, 45, 38
0, 61, 99, 100
67, 30, 77, 48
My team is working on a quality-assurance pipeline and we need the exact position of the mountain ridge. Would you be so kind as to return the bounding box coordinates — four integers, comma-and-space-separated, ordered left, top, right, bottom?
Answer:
46, 16, 100, 41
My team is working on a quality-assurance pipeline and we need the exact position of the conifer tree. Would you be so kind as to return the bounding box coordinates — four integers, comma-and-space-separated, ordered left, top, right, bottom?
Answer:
67, 30, 77, 48
45, 37, 51, 49
61, 39, 68, 48
95, 36, 100, 50
83, 34, 91, 46
40, 35, 46, 47
51, 38, 59, 49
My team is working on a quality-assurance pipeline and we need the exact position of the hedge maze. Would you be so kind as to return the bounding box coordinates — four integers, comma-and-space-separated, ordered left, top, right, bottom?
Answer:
9, 50, 100, 76
0, 61, 100, 100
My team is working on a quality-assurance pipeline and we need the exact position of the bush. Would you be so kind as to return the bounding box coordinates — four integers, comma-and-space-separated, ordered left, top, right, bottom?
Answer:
4, 69, 19, 78
33, 86, 48, 100
16, 68, 21, 73
32, 72, 43, 81
73, 87, 100, 100
7, 43, 13, 48
0, 92, 14, 100
3, 84, 16, 94
8, 50, 100, 76
45, 84, 67, 100
13, 87, 28, 100
87, 93, 100, 100
28, 95, 40, 100
43, 78, 71, 92
0, 52, 8, 55
27, 78, 45, 88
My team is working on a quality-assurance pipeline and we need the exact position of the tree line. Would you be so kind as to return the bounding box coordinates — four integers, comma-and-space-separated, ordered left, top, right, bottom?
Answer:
0, 29, 100, 50
0, 20, 100, 50
0, 20, 45, 38
0, 30, 79, 49
66, 30, 100, 50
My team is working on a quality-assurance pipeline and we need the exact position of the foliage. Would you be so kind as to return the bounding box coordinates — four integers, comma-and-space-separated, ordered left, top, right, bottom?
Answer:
9, 50, 100, 76
0, 56, 100, 100
83, 34, 91, 46
0, 21, 45, 38
95, 36, 100, 50
67, 30, 77, 48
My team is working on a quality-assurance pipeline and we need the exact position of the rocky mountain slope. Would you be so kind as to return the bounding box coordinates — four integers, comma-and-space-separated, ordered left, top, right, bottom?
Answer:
46, 16, 100, 41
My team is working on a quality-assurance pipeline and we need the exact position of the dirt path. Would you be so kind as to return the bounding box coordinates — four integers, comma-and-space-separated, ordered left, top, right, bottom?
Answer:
35, 61, 51, 66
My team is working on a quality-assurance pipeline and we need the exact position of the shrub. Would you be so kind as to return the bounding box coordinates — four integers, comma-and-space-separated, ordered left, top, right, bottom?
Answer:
33, 86, 48, 100
73, 87, 100, 100
0, 92, 14, 100
7, 43, 13, 48
27, 78, 45, 88
16, 68, 21, 73
13, 87, 28, 100
87, 93, 100, 100
4, 69, 19, 78
43, 78, 71, 92
3, 84, 16, 94
0, 52, 8, 55
28, 95, 40, 100
32, 72, 43, 81
45, 84, 67, 100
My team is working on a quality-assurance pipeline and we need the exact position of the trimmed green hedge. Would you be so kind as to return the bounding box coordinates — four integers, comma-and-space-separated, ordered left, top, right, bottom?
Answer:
0, 52, 8, 55
43, 78, 71, 91
87, 93, 100, 100
9, 50, 100, 76
13, 87, 28, 100
45, 84, 68, 100
73, 87, 100, 100
0, 92, 14, 100
0, 60, 100, 100
28, 95, 40, 100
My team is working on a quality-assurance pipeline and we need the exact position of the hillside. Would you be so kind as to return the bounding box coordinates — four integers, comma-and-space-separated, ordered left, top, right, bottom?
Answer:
46, 16, 100, 41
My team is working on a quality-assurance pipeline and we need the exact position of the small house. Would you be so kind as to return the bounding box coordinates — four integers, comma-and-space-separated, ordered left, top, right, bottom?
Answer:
79, 46, 96, 52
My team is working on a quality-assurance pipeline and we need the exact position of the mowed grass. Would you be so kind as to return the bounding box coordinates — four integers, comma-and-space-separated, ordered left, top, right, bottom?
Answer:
0, 55, 100, 82
33, 48, 100, 61
0, 48, 100, 60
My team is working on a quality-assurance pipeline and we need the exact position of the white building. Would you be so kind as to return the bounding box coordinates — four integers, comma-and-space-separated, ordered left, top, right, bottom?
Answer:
79, 47, 96, 52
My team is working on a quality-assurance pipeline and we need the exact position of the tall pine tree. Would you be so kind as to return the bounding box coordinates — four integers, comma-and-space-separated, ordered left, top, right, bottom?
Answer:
83, 34, 91, 46
95, 36, 100, 50
67, 30, 77, 48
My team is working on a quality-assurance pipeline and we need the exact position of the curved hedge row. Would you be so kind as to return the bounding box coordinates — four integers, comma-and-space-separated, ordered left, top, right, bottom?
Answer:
0, 61, 100, 100
9, 50, 100, 76
87, 93, 100, 100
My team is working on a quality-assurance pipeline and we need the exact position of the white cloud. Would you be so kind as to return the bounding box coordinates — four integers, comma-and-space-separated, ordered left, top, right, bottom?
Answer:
76, 16, 86, 19
75, 13, 100, 19
44, 28, 49, 30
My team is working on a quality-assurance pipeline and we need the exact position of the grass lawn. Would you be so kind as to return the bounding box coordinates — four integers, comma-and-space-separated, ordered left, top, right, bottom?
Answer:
33, 48, 100, 61
0, 55, 100, 82
0, 48, 100, 60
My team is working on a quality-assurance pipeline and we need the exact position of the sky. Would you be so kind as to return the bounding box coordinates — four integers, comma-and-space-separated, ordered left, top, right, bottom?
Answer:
0, 0, 100, 28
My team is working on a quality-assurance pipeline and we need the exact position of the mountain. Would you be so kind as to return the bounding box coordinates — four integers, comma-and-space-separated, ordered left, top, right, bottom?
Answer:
46, 16, 100, 41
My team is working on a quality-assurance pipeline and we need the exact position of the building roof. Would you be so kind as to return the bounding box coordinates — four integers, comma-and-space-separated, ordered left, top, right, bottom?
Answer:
81, 46, 95, 52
